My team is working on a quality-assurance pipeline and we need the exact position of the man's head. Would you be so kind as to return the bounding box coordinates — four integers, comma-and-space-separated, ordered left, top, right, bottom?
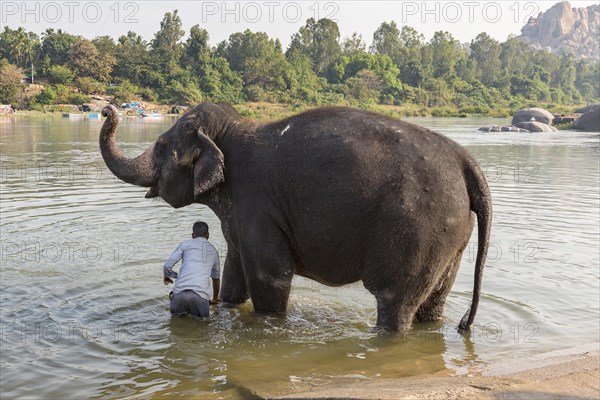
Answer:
192, 221, 209, 239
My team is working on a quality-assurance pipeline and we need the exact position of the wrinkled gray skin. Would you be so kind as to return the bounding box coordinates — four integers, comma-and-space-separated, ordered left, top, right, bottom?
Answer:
99, 103, 492, 332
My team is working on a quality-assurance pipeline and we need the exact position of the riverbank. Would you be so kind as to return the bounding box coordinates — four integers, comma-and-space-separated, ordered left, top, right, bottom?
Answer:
2, 101, 589, 123
272, 342, 599, 400
203, 343, 599, 399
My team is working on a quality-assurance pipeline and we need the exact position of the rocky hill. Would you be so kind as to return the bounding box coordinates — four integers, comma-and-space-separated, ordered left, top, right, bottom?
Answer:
518, 1, 599, 59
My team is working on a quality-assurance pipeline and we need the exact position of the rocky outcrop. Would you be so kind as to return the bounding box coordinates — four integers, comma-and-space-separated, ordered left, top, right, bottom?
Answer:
575, 103, 600, 114
514, 121, 558, 132
573, 106, 600, 131
518, 1, 600, 59
478, 125, 529, 133
511, 108, 555, 125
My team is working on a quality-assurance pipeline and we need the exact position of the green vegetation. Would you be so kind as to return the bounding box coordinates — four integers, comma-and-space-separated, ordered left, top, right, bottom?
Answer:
1, 14, 598, 115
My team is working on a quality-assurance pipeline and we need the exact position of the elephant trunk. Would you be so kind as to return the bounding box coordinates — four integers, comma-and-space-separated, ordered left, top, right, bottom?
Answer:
99, 105, 157, 187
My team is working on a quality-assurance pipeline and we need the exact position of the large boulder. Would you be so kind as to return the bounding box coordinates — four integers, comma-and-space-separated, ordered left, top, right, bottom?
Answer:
573, 106, 600, 132
575, 103, 600, 114
511, 108, 555, 125
514, 121, 558, 132
517, 2, 600, 59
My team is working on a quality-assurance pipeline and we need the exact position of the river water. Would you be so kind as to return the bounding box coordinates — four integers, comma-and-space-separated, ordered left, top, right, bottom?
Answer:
1, 115, 598, 398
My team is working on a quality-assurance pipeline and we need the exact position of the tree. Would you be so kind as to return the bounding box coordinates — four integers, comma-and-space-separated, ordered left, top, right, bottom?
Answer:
371, 21, 401, 64
398, 26, 424, 63
0, 27, 40, 82
470, 33, 501, 86
500, 36, 530, 79
40, 29, 79, 68
575, 59, 600, 100
286, 49, 324, 102
198, 56, 244, 103
219, 30, 291, 99
67, 39, 115, 82
47, 65, 74, 84
553, 52, 576, 93
151, 10, 185, 75
75, 77, 104, 94
396, 26, 425, 87
0, 63, 25, 104
182, 25, 211, 69
35, 85, 57, 105
92, 36, 117, 56
345, 69, 382, 102
342, 32, 366, 55
400, 60, 424, 87
107, 79, 142, 104
114, 32, 151, 86
429, 31, 458, 79
287, 18, 341, 76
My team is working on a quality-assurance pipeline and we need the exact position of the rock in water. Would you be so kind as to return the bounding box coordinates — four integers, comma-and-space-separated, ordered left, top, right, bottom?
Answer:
514, 122, 558, 132
511, 108, 555, 125
478, 125, 530, 132
573, 107, 600, 132
575, 104, 600, 114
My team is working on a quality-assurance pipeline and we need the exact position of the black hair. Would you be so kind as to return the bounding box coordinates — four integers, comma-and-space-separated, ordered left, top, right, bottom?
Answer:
193, 221, 209, 237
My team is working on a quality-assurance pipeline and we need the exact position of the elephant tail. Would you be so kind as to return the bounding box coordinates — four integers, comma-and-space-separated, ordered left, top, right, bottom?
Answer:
458, 161, 492, 333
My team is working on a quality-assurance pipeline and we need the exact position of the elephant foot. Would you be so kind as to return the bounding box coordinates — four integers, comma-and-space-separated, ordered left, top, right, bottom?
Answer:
414, 307, 445, 324
219, 299, 247, 308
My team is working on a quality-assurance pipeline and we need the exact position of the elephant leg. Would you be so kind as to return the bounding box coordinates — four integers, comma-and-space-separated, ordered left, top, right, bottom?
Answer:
373, 292, 422, 332
413, 254, 461, 323
220, 248, 250, 304
363, 237, 436, 332
239, 233, 295, 314
414, 233, 471, 323
364, 262, 429, 332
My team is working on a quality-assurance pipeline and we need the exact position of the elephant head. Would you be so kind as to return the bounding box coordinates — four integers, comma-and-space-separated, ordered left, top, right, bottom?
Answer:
99, 103, 235, 208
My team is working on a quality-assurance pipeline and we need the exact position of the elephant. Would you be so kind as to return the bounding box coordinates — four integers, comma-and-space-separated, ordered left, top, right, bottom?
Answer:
99, 103, 492, 333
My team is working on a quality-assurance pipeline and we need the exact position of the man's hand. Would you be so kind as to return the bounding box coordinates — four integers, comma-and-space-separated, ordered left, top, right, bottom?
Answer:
210, 298, 221, 305
163, 277, 173, 285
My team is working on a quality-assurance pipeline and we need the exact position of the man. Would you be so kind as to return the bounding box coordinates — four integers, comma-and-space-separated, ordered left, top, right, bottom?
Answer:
163, 221, 220, 318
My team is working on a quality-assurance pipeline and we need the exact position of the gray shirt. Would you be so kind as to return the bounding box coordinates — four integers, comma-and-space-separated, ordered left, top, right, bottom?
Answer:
163, 237, 220, 301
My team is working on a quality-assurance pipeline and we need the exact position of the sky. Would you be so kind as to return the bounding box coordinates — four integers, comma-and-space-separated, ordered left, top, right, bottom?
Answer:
1, 1, 597, 47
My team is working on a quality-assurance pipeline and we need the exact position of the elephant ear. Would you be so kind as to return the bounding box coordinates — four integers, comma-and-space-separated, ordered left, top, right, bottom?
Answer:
189, 128, 225, 197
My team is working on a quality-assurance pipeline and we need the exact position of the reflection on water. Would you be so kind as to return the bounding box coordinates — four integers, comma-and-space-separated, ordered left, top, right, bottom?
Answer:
1, 116, 598, 398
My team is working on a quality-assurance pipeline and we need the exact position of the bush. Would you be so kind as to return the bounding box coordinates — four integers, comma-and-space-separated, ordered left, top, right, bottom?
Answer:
107, 79, 141, 104
54, 84, 71, 103
431, 107, 459, 117
28, 102, 44, 111
555, 122, 574, 130
458, 105, 490, 115
139, 87, 157, 102
68, 93, 89, 104
237, 107, 256, 118
244, 85, 265, 102
48, 65, 75, 85
75, 77, 104, 95
35, 86, 57, 105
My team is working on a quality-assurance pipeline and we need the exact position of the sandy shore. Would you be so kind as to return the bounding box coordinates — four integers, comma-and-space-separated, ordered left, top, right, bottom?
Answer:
271, 342, 599, 400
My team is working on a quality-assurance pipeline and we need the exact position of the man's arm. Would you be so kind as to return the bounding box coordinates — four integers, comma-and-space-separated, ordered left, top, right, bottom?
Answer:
210, 249, 221, 304
163, 243, 183, 284
211, 278, 220, 305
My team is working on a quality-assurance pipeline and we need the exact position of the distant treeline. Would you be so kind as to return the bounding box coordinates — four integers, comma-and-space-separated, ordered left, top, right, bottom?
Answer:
1, 10, 599, 114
